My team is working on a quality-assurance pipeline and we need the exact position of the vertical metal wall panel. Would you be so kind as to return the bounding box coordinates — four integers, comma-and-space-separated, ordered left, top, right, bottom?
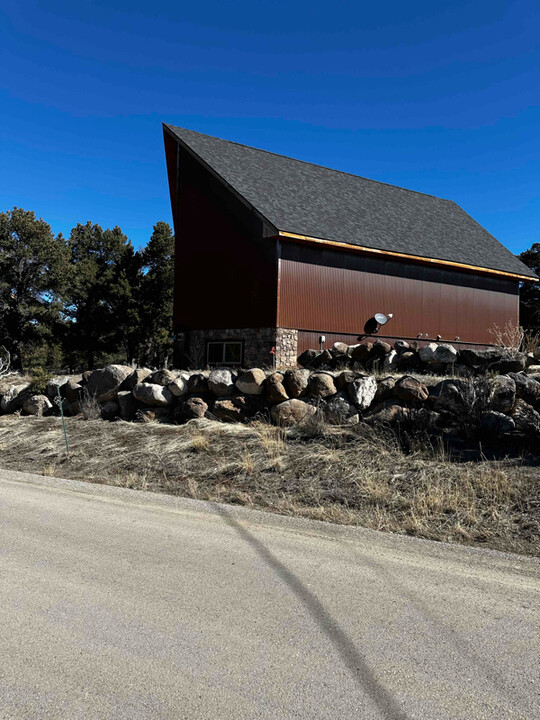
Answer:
278, 242, 519, 347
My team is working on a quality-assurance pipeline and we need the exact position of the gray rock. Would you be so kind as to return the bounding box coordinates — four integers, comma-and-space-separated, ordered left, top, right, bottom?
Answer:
132, 382, 173, 407
265, 373, 289, 403
236, 368, 266, 395
393, 376, 429, 404
122, 367, 152, 390
297, 349, 319, 368
433, 344, 457, 364
323, 393, 359, 425
145, 369, 178, 386
0, 384, 30, 413
394, 340, 410, 353
117, 391, 142, 421
350, 343, 373, 363
508, 372, 540, 409
526, 365, 540, 375
22, 394, 52, 416
175, 397, 208, 422
347, 375, 377, 410
63, 379, 83, 404
432, 379, 473, 414
270, 399, 317, 426
136, 407, 172, 424
168, 372, 190, 397
509, 399, 540, 436
310, 349, 333, 369
489, 376, 516, 414
86, 364, 133, 403
373, 376, 396, 404
480, 411, 515, 436
100, 400, 120, 420
283, 369, 310, 398
383, 349, 399, 372
418, 343, 438, 364
46, 376, 70, 400
365, 399, 409, 424
332, 342, 350, 357
460, 348, 527, 373
397, 351, 419, 371
308, 373, 337, 398
208, 368, 235, 397
187, 373, 208, 394
212, 396, 264, 423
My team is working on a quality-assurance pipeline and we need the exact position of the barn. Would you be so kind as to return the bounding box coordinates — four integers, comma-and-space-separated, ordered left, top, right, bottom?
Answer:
163, 124, 537, 368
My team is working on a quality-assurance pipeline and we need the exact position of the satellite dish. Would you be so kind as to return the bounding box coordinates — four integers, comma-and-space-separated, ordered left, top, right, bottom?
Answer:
374, 313, 389, 325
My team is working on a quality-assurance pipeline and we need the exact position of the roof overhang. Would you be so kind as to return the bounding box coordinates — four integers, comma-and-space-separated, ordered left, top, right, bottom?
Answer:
276, 231, 537, 282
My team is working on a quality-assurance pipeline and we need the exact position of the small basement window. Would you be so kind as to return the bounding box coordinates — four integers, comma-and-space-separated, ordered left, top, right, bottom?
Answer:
207, 341, 243, 366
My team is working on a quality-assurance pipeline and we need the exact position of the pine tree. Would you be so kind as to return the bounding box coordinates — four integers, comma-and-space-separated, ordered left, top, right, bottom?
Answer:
0, 208, 67, 370
138, 221, 175, 367
519, 243, 540, 333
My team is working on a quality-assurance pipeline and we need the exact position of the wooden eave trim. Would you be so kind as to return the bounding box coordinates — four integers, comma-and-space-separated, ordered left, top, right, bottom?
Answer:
277, 231, 536, 282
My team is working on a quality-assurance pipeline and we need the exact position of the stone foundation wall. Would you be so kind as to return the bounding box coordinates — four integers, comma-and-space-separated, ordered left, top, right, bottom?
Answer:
187, 328, 277, 368
275, 328, 298, 369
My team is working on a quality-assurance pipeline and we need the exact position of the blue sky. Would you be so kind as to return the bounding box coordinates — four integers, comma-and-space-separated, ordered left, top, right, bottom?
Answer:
1, 0, 538, 253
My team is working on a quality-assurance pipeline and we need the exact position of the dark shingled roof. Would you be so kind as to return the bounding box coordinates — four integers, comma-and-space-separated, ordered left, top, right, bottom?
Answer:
165, 125, 537, 279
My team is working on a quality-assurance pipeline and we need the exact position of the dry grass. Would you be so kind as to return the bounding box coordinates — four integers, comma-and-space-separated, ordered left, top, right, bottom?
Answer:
0, 414, 538, 556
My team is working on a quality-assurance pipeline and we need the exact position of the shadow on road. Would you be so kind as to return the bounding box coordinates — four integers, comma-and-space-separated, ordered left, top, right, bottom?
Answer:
215, 505, 408, 720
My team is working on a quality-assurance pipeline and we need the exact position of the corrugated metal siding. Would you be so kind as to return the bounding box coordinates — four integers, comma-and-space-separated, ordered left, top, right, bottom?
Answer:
278, 242, 519, 347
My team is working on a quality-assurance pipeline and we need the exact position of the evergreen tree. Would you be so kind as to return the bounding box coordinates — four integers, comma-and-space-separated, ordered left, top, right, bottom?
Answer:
64, 222, 142, 368
138, 221, 175, 367
0, 208, 67, 370
519, 243, 540, 333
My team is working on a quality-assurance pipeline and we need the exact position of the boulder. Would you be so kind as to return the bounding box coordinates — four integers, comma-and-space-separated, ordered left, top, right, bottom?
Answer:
270, 399, 317, 426
480, 411, 515, 436
175, 397, 208, 423
508, 373, 540, 409
297, 349, 319, 368
383, 350, 399, 372
122, 367, 152, 390
86, 364, 133, 403
432, 379, 473, 414
208, 368, 235, 397
283, 368, 310, 398
371, 340, 392, 358
63, 379, 84, 404
310, 349, 333, 369
236, 368, 266, 395
168, 373, 190, 397
350, 343, 373, 363
418, 343, 438, 364
365, 399, 409, 424
22, 394, 52, 416
526, 365, 540, 376
433, 344, 457, 364
373, 376, 396, 404
489, 376, 516, 414
460, 348, 527, 373
323, 393, 359, 425
132, 382, 173, 407
397, 351, 419, 371
509, 399, 540, 436
393, 376, 429, 404
0, 384, 30, 413
335, 370, 357, 391
145, 369, 178, 386
212, 396, 264, 423
187, 373, 208, 394
332, 342, 350, 357
308, 373, 337, 398
101, 400, 120, 420
265, 373, 289, 403
394, 340, 410, 353
117, 391, 142, 421
46, 376, 70, 400
347, 375, 377, 410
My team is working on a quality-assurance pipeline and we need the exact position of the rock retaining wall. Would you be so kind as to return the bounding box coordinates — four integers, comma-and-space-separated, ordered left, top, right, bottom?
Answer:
2, 349, 539, 442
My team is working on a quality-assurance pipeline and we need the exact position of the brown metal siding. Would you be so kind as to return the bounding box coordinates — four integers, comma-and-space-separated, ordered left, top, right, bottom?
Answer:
278, 242, 519, 347
170, 143, 278, 331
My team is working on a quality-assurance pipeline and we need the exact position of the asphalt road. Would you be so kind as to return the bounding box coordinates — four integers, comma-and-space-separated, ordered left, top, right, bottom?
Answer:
1, 469, 539, 720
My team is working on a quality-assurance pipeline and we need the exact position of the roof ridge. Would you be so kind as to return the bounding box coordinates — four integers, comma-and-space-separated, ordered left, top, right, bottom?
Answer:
166, 124, 450, 204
